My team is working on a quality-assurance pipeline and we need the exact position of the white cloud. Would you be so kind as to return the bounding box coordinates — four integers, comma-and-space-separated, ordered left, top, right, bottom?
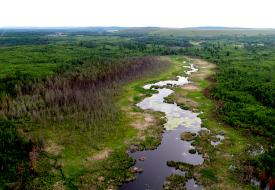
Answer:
0, 0, 274, 28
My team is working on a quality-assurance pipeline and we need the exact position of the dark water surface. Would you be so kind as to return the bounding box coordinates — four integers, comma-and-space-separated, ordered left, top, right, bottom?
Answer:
121, 63, 204, 190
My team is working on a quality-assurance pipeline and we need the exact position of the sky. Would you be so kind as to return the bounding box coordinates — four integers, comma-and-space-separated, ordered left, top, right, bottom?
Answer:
0, 0, 275, 28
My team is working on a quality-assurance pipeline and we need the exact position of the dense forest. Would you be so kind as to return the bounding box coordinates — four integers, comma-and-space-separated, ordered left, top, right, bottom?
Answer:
0, 28, 274, 189
183, 38, 275, 186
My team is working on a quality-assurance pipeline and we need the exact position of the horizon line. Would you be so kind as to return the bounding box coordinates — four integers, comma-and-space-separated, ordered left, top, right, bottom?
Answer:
1, 26, 275, 30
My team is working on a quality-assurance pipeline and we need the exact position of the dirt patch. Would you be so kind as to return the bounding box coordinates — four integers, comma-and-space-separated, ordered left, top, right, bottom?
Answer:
181, 83, 200, 91
190, 59, 216, 80
131, 113, 156, 130
192, 59, 216, 69
45, 141, 63, 156
174, 96, 199, 108
53, 181, 66, 190
88, 148, 112, 161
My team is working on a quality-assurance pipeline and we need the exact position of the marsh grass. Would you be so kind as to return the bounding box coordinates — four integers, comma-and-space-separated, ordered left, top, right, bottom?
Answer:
165, 58, 261, 189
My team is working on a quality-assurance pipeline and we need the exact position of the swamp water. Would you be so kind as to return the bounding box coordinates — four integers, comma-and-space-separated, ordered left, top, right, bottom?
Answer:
121, 62, 204, 190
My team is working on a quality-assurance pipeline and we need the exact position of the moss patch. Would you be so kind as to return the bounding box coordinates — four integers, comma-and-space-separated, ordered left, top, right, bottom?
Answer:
180, 132, 196, 141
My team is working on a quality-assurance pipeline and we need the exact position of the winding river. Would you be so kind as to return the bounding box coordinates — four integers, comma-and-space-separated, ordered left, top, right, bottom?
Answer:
121, 61, 204, 190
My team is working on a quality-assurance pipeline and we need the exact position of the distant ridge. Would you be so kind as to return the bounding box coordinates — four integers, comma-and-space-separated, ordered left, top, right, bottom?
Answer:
184, 26, 255, 30
1, 26, 275, 30
0, 26, 128, 30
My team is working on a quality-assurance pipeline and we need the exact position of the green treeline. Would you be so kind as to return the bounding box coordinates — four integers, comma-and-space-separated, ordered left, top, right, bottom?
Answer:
184, 40, 275, 183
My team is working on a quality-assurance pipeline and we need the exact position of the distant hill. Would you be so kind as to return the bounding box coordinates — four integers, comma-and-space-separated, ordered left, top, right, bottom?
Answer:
184, 26, 254, 30
119, 27, 275, 37
1, 26, 275, 37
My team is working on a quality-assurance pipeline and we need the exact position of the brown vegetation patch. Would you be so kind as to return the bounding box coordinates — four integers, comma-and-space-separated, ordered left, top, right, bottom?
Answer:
190, 59, 216, 80
53, 181, 66, 190
88, 149, 112, 161
192, 72, 209, 80
131, 112, 156, 130
181, 83, 200, 91
0, 57, 169, 128
175, 96, 199, 109
192, 59, 216, 69
181, 132, 196, 141
45, 141, 63, 156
